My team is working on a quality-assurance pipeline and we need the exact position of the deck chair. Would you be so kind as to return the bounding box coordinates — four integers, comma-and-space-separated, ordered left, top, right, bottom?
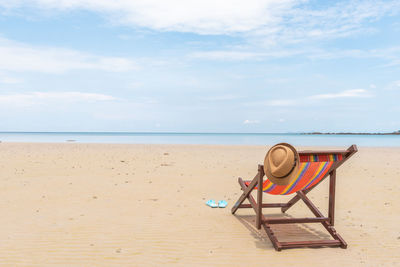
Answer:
231, 144, 357, 251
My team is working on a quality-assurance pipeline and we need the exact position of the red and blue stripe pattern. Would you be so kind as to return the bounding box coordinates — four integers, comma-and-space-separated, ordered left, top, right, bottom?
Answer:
300, 154, 342, 162
245, 153, 342, 195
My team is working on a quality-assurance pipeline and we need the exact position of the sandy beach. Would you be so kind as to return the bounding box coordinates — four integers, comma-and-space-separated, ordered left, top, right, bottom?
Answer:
0, 142, 399, 266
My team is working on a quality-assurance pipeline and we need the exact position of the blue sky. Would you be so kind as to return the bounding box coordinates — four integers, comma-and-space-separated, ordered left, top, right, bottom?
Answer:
0, 0, 399, 133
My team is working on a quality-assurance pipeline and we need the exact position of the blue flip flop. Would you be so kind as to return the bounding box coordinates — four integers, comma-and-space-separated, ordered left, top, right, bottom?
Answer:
218, 200, 228, 208
206, 199, 218, 208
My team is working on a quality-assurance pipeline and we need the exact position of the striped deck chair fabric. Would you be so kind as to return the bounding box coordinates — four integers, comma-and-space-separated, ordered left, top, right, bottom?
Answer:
245, 153, 343, 195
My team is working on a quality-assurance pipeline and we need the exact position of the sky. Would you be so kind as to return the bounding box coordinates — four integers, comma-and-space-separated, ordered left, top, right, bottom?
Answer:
0, 0, 400, 133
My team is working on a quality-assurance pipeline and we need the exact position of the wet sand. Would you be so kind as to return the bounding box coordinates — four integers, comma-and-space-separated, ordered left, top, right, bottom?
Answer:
0, 143, 399, 266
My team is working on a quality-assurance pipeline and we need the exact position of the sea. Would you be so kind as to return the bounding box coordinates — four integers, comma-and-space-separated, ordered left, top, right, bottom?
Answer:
0, 132, 399, 147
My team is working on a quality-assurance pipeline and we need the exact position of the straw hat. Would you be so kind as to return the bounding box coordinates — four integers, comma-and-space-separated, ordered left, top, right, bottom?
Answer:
264, 143, 300, 185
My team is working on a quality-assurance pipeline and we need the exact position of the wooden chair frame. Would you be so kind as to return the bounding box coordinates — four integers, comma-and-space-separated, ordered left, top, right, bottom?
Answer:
231, 145, 358, 251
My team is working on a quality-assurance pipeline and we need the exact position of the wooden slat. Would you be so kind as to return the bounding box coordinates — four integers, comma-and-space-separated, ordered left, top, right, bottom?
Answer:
262, 224, 282, 251
239, 203, 289, 208
280, 240, 341, 248
263, 217, 329, 224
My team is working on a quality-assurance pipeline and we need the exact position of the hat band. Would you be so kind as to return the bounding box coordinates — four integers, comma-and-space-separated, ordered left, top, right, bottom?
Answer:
276, 156, 297, 179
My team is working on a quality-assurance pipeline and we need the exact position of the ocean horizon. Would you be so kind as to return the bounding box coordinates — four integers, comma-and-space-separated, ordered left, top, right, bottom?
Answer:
0, 132, 399, 147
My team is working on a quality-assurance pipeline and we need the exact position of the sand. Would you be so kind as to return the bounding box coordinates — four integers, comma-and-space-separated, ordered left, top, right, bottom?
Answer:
0, 143, 399, 266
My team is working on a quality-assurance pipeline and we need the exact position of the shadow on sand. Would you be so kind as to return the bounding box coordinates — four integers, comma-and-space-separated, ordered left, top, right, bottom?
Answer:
234, 213, 332, 250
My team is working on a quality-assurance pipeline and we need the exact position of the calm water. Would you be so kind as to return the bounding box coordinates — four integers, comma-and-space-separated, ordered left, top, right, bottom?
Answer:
0, 132, 399, 146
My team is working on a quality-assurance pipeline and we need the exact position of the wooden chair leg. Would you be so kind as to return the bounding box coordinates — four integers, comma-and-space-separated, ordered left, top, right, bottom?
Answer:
281, 194, 301, 213
231, 171, 260, 214
328, 169, 336, 226
281, 187, 312, 213
256, 165, 264, 229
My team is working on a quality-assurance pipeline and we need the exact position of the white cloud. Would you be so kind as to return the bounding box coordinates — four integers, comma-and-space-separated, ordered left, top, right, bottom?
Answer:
0, 91, 116, 107
34, 91, 116, 101
189, 49, 303, 61
251, 89, 373, 107
188, 45, 400, 63
243, 119, 260, 124
261, 0, 400, 44
309, 89, 373, 99
190, 51, 262, 61
2, 0, 400, 68
308, 46, 400, 63
0, 37, 137, 73
2, 0, 398, 40
0, 0, 297, 35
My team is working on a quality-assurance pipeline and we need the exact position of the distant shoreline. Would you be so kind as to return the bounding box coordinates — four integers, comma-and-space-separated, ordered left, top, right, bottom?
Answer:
302, 132, 400, 135
0, 131, 400, 135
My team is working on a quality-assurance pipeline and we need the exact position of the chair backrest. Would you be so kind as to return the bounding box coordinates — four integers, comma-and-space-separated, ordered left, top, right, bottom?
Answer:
262, 152, 345, 195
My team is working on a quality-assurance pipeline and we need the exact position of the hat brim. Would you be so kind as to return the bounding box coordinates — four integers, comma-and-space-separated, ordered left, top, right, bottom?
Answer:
264, 143, 300, 186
